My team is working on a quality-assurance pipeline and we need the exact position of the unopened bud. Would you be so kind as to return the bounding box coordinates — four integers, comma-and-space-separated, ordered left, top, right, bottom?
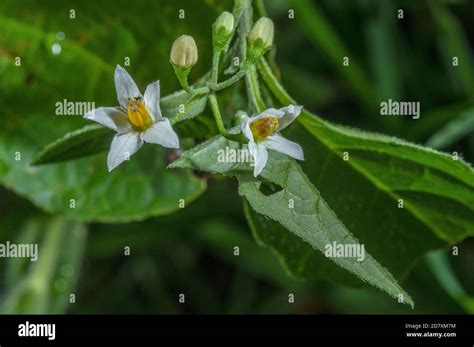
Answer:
170, 35, 198, 69
213, 11, 234, 50
248, 17, 274, 51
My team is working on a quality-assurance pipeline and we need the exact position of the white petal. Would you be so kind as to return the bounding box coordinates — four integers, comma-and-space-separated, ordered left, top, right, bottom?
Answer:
84, 107, 131, 133
107, 132, 143, 171
276, 105, 303, 131
260, 108, 285, 119
114, 65, 142, 109
140, 118, 179, 148
144, 80, 161, 121
264, 134, 304, 161
240, 115, 254, 141
243, 109, 286, 138
248, 141, 268, 177
246, 108, 285, 125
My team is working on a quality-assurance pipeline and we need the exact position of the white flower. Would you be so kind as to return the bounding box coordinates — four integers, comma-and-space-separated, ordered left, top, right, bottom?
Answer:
241, 106, 304, 177
84, 65, 179, 171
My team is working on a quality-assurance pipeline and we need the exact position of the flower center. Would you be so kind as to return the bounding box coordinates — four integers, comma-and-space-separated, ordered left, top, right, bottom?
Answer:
127, 98, 153, 131
250, 116, 279, 142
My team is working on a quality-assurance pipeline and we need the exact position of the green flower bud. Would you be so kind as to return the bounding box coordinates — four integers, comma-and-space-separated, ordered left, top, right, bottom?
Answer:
213, 11, 235, 50
170, 35, 198, 69
248, 17, 274, 51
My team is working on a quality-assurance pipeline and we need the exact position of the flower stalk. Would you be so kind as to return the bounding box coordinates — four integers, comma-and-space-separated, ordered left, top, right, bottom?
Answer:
208, 93, 246, 142
80, 0, 303, 174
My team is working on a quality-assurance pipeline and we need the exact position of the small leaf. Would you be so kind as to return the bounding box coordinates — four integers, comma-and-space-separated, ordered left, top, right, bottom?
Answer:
31, 125, 113, 166
171, 136, 414, 306
165, 93, 208, 124
160, 75, 209, 122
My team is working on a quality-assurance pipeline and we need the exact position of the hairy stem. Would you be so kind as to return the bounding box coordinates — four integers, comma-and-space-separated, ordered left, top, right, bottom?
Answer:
211, 51, 221, 87
246, 64, 265, 113
214, 65, 247, 91
208, 93, 246, 142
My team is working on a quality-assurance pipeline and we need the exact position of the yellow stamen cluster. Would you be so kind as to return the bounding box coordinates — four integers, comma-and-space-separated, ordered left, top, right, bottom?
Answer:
127, 99, 153, 131
250, 116, 279, 142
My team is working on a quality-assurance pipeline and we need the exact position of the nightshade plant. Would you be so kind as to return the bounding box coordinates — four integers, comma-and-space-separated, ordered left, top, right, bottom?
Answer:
28, 0, 474, 309
84, 66, 180, 171
240, 105, 304, 177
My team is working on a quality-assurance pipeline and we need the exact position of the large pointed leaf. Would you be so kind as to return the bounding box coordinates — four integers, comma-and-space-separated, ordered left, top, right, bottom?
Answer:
170, 136, 414, 306
243, 201, 362, 287
257, 58, 474, 280
0, 133, 206, 222
0, 0, 216, 222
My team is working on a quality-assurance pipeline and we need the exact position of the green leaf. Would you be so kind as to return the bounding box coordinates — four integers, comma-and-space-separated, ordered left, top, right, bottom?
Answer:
243, 201, 361, 287
31, 125, 113, 165
257, 58, 474, 280
426, 108, 474, 149
0, 0, 216, 221
429, 2, 474, 97
1, 134, 206, 222
171, 136, 414, 306
165, 93, 209, 124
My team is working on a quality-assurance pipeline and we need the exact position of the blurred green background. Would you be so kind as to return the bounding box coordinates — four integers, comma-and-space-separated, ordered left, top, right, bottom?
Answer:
0, 0, 473, 314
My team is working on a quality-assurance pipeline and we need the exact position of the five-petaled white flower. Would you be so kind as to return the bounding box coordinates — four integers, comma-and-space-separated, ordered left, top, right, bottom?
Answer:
241, 106, 304, 177
84, 65, 179, 171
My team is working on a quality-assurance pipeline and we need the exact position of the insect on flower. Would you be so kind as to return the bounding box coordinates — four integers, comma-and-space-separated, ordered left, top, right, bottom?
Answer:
84, 65, 179, 171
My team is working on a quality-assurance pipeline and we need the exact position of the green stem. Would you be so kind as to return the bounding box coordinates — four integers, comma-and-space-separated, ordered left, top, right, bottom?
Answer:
209, 93, 230, 136
169, 86, 211, 126
208, 93, 246, 142
190, 86, 210, 98
246, 64, 265, 113
214, 66, 247, 91
27, 219, 66, 313
258, 58, 329, 129
211, 51, 221, 86
173, 65, 192, 93
255, 0, 267, 17
181, 80, 192, 93
257, 58, 296, 105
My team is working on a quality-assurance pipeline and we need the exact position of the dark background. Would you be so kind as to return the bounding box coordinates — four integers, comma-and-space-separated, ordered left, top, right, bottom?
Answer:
0, 0, 473, 314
